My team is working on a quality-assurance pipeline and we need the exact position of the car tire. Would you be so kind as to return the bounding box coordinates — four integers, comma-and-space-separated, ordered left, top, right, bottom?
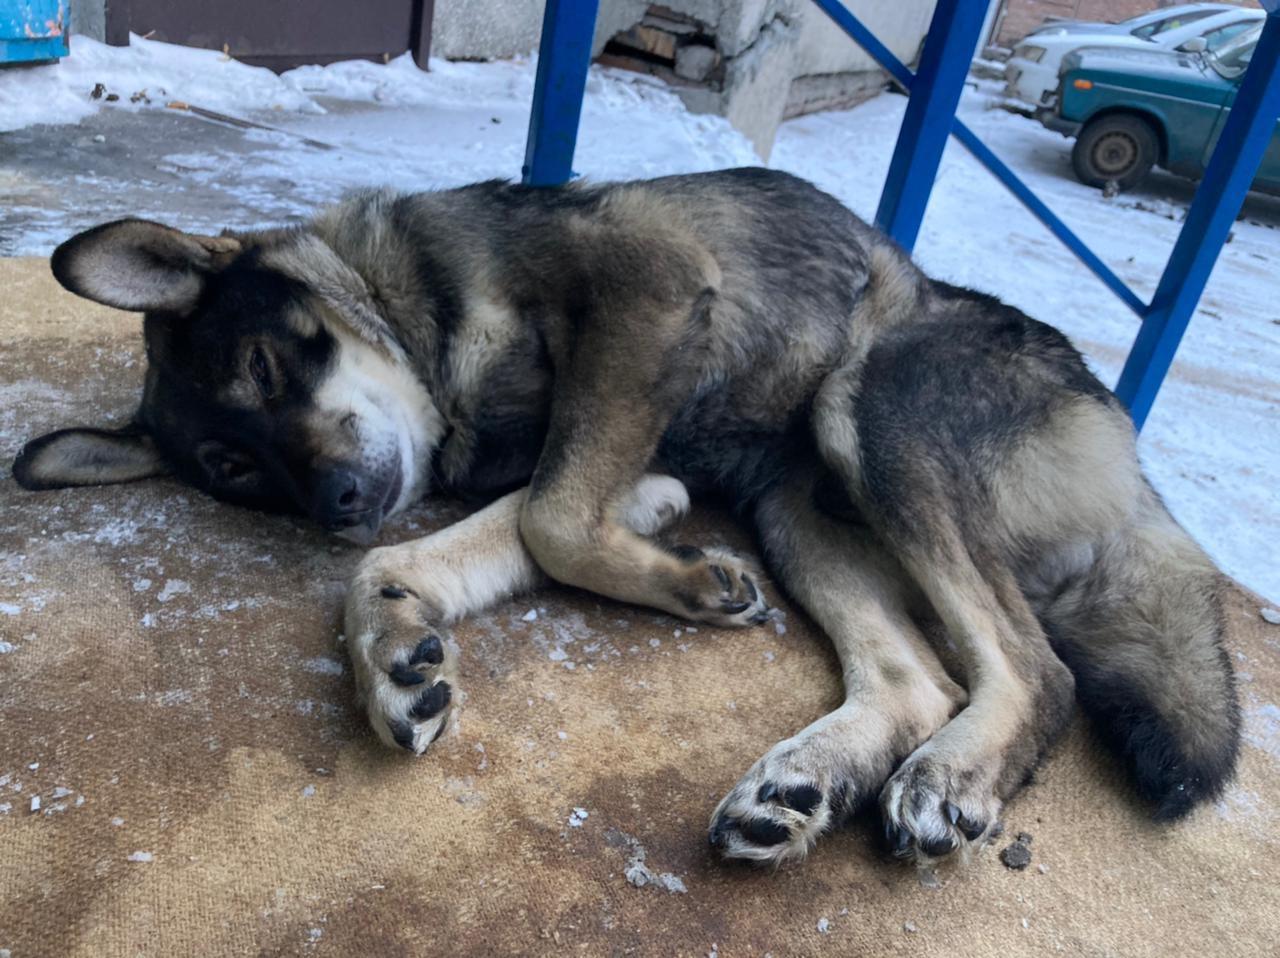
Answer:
1072, 114, 1159, 192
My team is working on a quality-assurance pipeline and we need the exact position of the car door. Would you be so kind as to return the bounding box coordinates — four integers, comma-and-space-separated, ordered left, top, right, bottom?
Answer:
1201, 37, 1280, 189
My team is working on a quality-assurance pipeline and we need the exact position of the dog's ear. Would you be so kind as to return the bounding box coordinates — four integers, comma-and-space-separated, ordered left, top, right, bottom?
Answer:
12, 426, 166, 490
51, 219, 242, 313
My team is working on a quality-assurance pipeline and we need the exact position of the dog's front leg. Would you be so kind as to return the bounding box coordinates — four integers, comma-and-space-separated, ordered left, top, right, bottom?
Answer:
345, 474, 691, 754
518, 302, 769, 628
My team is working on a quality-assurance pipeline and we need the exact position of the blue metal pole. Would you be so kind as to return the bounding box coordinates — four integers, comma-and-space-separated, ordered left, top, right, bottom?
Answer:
951, 122, 1148, 317
1114, 8, 1280, 429
522, 0, 601, 187
874, 0, 990, 250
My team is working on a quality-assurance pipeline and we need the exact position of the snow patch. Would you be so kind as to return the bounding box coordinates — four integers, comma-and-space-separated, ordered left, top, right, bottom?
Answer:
0, 34, 319, 134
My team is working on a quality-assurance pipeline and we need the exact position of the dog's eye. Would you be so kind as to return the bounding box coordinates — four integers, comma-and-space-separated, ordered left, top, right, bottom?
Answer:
249, 346, 275, 399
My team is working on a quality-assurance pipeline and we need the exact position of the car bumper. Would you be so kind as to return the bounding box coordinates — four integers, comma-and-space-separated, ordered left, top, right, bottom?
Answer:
1004, 59, 1058, 107
1037, 109, 1081, 137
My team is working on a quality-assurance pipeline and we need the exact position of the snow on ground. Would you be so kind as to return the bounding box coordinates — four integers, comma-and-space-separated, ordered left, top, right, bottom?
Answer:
0, 38, 1276, 600
0, 35, 318, 133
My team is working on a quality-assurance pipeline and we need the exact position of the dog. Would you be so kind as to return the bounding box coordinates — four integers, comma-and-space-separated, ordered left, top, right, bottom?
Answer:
14, 168, 1239, 866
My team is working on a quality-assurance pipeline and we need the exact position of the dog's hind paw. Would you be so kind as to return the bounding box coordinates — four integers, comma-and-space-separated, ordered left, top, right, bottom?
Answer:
708, 713, 878, 865
879, 752, 999, 863
347, 582, 458, 755
666, 545, 770, 628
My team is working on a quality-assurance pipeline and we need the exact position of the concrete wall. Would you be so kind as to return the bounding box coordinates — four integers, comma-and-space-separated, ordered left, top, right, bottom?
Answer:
434, 0, 937, 157
71, 0, 108, 41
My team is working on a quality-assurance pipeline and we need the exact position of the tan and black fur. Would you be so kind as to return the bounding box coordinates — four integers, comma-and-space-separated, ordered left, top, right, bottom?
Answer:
14, 169, 1239, 866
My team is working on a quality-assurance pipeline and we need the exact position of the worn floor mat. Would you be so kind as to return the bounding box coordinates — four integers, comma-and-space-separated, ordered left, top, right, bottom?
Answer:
2, 257, 1278, 956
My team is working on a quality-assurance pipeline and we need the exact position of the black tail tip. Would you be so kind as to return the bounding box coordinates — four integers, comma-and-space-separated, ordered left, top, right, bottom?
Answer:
1126, 713, 1240, 821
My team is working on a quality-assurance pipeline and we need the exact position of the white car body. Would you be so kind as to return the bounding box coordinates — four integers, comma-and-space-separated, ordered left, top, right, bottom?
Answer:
1004, 6, 1263, 107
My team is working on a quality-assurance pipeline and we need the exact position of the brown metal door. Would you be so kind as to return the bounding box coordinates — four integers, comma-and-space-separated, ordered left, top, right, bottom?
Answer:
106, 0, 432, 71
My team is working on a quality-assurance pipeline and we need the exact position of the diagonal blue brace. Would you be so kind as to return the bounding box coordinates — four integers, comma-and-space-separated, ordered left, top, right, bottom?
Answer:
522, 0, 601, 187
873, 0, 990, 250
1115, 7, 1280, 429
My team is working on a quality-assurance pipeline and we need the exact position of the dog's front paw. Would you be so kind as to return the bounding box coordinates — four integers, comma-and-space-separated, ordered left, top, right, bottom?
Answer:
667, 545, 769, 627
346, 581, 458, 755
880, 751, 999, 862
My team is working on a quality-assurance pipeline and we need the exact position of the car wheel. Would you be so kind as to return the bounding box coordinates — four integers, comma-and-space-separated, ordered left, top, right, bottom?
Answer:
1072, 114, 1158, 192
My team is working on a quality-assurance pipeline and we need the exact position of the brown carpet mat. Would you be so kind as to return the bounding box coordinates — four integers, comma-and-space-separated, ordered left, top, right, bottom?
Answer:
2, 257, 1278, 957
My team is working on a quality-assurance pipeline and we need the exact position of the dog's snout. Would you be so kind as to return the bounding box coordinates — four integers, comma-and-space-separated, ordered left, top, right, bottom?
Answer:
314, 468, 374, 530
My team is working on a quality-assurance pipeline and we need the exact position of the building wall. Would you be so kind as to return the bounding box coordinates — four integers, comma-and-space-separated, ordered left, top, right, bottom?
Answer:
435, 0, 937, 157
995, 0, 1260, 47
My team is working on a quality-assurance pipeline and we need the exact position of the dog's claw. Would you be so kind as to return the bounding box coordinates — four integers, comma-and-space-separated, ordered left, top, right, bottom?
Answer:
711, 564, 732, 591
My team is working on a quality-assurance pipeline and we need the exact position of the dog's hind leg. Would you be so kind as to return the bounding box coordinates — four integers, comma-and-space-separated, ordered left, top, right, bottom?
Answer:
874, 539, 1076, 861
709, 469, 965, 864
346, 474, 691, 754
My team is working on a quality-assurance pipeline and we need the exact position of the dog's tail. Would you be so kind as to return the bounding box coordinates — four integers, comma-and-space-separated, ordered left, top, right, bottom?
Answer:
1042, 490, 1240, 820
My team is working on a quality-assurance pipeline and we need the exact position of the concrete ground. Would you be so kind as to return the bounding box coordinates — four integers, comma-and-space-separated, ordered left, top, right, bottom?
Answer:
0, 108, 318, 256
2, 258, 1280, 957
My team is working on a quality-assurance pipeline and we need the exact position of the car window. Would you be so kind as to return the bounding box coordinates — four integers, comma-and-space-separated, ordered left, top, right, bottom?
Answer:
1132, 10, 1215, 39
1208, 22, 1262, 79
1203, 21, 1257, 52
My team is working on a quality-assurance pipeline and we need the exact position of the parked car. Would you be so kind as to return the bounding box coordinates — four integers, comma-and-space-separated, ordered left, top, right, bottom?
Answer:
1036, 25, 1278, 195
1004, 3, 1261, 108
1022, 2, 1241, 40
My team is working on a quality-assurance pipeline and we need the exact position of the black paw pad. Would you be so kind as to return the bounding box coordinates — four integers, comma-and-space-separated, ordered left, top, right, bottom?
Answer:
390, 720, 417, 751
671, 544, 706, 562
390, 664, 426, 687
918, 834, 957, 858
410, 635, 444, 666
738, 817, 790, 847
757, 782, 822, 816
380, 585, 410, 600
740, 573, 758, 602
947, 802, 986, 841
410, 681, 452, 720
720, 599, 750, 614
884, 821, 911, 856
781, 784, 821, 816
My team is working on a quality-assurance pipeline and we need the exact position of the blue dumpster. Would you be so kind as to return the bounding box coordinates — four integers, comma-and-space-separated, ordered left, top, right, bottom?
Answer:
0, 0, 69, 64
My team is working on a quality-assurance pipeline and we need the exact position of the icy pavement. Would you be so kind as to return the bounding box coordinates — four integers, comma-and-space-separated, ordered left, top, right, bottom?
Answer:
0, 38, 1276, 600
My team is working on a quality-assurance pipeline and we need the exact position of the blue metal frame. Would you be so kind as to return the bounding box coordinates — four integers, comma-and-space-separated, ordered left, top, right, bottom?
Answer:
521, 0, 600, 186
524, 0, 1280, 429
868, 0, 990, 250
1115, 8, 1280, 427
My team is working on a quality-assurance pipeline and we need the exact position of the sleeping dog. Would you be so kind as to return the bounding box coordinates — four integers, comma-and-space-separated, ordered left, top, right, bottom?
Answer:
15, 169, 1239, 865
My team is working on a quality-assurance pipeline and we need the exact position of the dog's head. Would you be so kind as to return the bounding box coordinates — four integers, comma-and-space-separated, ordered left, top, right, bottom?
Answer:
13, 219, 444, 541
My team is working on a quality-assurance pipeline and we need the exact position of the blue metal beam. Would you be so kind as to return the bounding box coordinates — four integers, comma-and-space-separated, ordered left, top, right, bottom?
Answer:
874, 0, 990, 249
522, 0, 600, 187
806, 1, 1149, 316
951, 121, 1148, 317
1115, 9, 1280, 428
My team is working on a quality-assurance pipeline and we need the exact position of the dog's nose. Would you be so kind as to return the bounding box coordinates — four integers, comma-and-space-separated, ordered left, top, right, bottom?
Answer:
313, 468, 374, 530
